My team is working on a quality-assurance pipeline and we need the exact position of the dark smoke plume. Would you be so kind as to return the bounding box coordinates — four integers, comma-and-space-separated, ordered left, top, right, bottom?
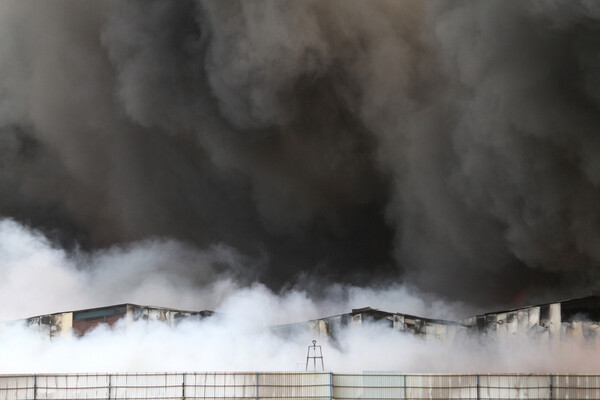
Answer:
1, 0, 600, 307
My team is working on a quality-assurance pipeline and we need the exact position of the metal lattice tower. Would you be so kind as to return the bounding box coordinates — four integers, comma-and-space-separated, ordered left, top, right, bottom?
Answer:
305, 340, 324, 371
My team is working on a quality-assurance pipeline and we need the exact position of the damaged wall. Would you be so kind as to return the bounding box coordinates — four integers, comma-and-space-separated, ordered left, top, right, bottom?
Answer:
20, 296, 600, 347
273, 296, 600, 347
25, 304, 213, 338
465, 296, 600, 346
27, 311, 74, 338
274, 307, 469, 344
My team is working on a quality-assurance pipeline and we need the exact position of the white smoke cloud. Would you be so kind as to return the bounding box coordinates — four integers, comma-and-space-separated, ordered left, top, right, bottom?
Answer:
0, 218, 598, 374
0, 218, 468, 322
0, 218, 240, 319
1, 312, 599, 374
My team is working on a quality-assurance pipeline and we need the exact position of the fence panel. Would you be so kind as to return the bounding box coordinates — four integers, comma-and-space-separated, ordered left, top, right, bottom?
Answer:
479, 374, 549, 400
0, 376, 34, 400
333, 373, 405, 400
405, 374, 477, 399
184, 373, 257, 400
36, 374, 110, 400
554, 374, 600, 399
111, 373, 183, 400
258, 372, 330, 400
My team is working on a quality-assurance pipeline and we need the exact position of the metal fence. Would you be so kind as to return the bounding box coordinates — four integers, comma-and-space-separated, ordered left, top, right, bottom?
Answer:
0, 372, 599, 400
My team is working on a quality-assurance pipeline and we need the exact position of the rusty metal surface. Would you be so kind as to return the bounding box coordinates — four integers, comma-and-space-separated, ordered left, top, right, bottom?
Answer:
1, 372, 600, 400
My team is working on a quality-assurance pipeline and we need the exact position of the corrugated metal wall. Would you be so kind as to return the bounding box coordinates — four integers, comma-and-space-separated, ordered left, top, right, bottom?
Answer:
0, 372, 599, 400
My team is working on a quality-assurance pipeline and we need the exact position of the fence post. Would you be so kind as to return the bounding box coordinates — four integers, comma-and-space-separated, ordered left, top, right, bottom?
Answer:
256, 373, 259, 400
329, 372, 333, 400
107, 374, 111, 400
476, 374, 480, 400
33, 374, 37, 400
182, 373, 186, 400
549, 374, 553, 400
403, 374, 407, 400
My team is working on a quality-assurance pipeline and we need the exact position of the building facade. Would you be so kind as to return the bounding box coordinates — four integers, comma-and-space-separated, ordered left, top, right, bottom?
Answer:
25, 303, 213, 337
273, 306, 469, 344
18, 296, 600, 345
464, 295, 600, 345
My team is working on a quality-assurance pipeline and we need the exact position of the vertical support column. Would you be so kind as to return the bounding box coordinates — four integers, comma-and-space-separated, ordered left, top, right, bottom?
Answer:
256, 373, 259, 400
403, 375, 407, 400
107, 374, 111, 400
329, 372, 333, 400
33, 374, 37, 400
476, 374, 480, 400
549, 374, 553, 400
182, 373, 186, 400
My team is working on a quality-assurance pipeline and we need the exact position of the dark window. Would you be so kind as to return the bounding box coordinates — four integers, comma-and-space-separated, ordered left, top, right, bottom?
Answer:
539, 305, 550, 324
72, 306, 127, 336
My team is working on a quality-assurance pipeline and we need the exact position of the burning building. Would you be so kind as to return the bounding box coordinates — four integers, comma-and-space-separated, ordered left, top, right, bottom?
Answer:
465, 295, 600, 345
15, 295, 600, 348
273, 306, 469, 344
273, 296, 600, 346
24, 304, 213, 338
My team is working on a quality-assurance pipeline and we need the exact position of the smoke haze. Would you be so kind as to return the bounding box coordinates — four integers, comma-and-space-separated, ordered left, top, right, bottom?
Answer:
1, 217, 599, 374
2, 0, 600, 323
2, 316, 600, 373
0, 218, 466, 321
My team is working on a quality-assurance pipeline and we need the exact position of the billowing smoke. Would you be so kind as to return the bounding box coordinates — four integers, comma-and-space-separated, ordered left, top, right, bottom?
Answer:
1, 0, 600, 313
0, 218, 465, 321
3, 317, 600, 373
0, 218, 481, 373
1, 218, 600, 374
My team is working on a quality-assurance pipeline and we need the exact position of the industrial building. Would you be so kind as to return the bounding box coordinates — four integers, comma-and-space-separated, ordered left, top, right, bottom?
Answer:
16, 295, 600, 347
25, 303, 213, 338
272, 306, 469, 344
464, 295, 600, 345
270, 296, 600, 346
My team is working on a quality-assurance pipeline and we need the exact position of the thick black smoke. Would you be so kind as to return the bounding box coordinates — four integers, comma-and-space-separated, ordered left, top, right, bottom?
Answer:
1, 0, 600, 307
